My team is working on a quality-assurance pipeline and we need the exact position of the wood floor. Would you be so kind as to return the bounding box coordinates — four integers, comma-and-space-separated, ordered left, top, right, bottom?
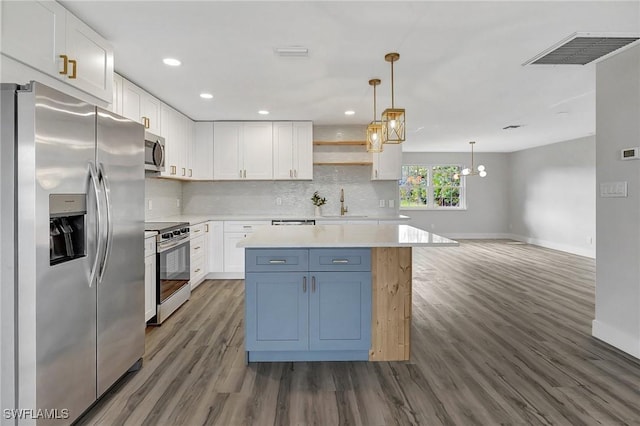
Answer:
77, 240, 640, 426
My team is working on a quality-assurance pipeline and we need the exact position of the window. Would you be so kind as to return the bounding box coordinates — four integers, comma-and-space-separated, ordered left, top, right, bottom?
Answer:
399, 165, 465, 209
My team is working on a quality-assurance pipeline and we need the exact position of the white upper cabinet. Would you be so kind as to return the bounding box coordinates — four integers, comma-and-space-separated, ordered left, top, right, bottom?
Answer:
122, 79, 161, 135
213, 122, 273, 180
160, 103, 181, 178
1, 1, 113, 102
193, 122, 214, 180
372, 143, 402, 180
213, 122, 243, 180
273, 121, 313, 180
109, 73, 123, 115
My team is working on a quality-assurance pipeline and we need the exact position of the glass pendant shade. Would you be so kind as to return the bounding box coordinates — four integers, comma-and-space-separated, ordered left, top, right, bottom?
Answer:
381, 52, 405, 144
460, 141, 487, 178
366, 78, 384, 153
366, 121, 384, 153
381, 108, 405, 143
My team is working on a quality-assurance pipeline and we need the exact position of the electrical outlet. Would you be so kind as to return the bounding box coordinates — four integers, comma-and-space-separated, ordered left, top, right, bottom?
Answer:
388, 199, 395, 208
379, 199, 385, 207
276, 197, 282, 206
148, 200, 153, 210
176, 199, 180, 207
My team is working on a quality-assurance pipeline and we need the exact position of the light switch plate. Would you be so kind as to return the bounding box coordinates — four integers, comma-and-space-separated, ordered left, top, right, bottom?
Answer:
148, 200, 153, 210
379, 199, 385, 207
388, 199, 395, 208
600, 181, 628, 197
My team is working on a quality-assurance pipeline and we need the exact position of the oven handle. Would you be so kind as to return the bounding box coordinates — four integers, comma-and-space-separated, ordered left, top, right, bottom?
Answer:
157, 235, 190, 253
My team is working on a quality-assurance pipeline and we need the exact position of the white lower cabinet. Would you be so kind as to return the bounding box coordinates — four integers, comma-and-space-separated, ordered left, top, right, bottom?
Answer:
190, 223, 208, 290
144, 236, 156, 323
223, 221, 270, 276
207, 221, 224, 274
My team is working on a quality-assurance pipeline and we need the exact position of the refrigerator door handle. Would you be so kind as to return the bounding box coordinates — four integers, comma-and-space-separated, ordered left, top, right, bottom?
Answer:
88, 162, 103, 287
97, 163, 113, 284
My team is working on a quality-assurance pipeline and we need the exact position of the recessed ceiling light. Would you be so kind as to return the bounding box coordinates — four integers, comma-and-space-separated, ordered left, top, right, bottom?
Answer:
345, 110, 355, 116
200, 93, 213, 99
258, 110, 269, 115
163, 58, 181, 66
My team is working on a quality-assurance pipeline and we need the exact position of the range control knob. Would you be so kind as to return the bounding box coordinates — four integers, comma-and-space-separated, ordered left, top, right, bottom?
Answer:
173, 230, 181, 236
162, 233, 172, 239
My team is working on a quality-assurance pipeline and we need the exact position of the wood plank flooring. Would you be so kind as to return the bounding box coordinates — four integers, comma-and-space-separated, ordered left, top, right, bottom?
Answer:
77, 240, 640, 426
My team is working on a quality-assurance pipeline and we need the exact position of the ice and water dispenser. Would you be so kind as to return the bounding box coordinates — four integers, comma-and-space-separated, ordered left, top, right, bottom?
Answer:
49, 194, 86, 265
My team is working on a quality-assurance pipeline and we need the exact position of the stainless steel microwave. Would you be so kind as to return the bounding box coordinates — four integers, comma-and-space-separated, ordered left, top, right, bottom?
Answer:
144, 131, 165, 172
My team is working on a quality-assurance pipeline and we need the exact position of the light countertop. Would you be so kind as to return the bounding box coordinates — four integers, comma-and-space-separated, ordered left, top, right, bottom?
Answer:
145, 231, 157, 239
148, 214, 411, 225
237, 224, 458, 248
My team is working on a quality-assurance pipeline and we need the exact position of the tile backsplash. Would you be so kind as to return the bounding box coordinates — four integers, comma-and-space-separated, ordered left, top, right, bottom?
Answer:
181, 166, 398, 217
145, 177, 182, 220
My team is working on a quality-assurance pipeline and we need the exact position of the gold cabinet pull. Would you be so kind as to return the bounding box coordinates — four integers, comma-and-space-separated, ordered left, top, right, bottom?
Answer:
189, 169, 192, 177
68, 59, 77, 79
59, 55, 69, 75
205, 224, 209, 232
181, 167, 186, 176
171, 165, 176, 175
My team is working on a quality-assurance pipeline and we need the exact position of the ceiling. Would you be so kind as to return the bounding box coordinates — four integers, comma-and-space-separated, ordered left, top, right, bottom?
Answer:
60, 1, 640, 152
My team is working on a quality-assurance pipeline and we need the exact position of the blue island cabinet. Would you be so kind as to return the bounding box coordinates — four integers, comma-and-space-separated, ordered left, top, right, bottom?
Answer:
245, 248, 371, 362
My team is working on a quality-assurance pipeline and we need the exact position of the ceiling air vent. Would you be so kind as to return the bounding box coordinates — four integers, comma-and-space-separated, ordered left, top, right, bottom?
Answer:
523, 32, 640, 66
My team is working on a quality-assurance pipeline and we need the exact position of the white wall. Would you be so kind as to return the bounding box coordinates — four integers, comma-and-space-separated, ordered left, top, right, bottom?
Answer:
593, 44, 640, 359
508, 136, 596, 258
401, 152, 510, 238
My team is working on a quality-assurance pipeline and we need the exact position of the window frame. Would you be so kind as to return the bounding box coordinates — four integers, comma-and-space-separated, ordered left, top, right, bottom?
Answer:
399, 164, 467, 211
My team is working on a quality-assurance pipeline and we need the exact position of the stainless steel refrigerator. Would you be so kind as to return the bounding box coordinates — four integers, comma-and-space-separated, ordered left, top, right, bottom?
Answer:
0, 82, 145, 425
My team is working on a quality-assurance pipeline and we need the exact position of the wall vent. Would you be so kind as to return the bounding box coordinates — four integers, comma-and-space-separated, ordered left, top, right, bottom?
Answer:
523, 32, 639, 66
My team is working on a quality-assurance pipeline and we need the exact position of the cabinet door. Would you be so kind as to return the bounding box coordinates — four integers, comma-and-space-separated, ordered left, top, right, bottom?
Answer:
144, 254, 156, 322
245, 272, 308, 351
213, 122, 243, 180
1, 1, 65, 77
122, 79, 142, 124
159, 104, 175, 177
243, 122, 273, 179
309, 271, 371, 351
273, 122, 294, 179
65, 11, 113, 102
293, 121, 313, 180
110, 73, 123, 114
141, 95, 161, 135
193, 122, 214, 180
372, 143, 402, 180
223, 232, 247, 272
207, 221, 224, 273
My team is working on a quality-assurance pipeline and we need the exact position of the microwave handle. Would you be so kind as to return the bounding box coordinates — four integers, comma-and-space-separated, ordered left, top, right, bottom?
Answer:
153, 140, 165, 168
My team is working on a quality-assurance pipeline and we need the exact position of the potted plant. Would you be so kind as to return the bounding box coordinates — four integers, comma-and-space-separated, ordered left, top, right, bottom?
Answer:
310, 191, 327, 216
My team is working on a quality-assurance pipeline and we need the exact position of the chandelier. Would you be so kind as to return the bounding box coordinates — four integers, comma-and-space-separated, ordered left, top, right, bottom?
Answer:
381, 52, 405, 144
366, 79, 383, 153
454, 141, 487, 179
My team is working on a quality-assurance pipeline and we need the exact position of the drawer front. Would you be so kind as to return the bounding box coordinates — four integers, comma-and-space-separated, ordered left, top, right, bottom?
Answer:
144, 237, 156, 257
309, 248, 371, 272
190, 235, 206, 258
224, 221, 270, 233
190, 222, 207, 238
246, 249, 309, 272
191, 253, 206, 277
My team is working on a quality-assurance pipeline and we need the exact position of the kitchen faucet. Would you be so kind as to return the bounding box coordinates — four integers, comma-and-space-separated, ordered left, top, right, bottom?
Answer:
340, 188, 348, 216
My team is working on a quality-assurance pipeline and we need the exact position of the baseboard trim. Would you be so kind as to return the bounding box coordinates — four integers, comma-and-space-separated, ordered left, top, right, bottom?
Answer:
441, 233, 513, 240
592, 320, 640, 360
206, 272, 244, 280
506, 234, 595, 258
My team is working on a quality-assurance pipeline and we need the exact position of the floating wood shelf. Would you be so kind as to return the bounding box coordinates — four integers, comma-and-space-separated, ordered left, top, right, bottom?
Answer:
313, 140, 366, 146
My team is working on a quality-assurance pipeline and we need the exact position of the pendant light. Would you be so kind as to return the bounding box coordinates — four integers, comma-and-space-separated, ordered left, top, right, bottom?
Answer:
366, 79, 383, 153
454, 141, 487, 179
381, 52, 405, 144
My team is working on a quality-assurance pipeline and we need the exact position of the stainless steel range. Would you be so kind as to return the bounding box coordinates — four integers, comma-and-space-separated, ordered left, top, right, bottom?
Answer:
145, 222, 191, 324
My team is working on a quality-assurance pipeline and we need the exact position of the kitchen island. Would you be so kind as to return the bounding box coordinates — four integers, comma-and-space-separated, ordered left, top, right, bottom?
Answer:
238, 224, 457, 362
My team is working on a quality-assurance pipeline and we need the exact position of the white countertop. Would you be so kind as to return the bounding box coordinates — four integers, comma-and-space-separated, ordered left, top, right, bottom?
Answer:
145, 231, 157, 239
237, 224, 458, 248
148, 214, 411, 225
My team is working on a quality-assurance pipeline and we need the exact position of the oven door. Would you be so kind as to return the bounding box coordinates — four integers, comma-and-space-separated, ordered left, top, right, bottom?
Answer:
157, 236, 190, 303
